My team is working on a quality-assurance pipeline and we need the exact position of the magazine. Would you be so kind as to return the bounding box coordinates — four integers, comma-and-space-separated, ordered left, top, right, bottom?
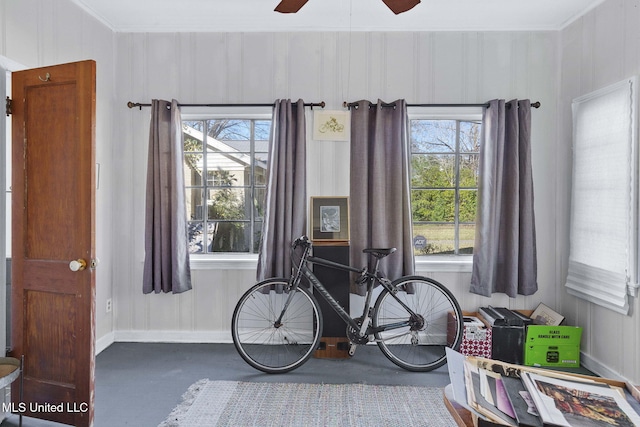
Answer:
521, 372, 640, 426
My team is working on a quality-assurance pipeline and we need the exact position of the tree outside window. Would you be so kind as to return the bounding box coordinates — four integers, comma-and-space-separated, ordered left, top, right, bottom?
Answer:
183, 118, 271, 254
410, 119, 480, 255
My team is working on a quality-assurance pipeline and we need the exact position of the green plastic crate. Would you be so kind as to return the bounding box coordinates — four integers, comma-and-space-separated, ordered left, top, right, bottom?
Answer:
524, 325, 582, 367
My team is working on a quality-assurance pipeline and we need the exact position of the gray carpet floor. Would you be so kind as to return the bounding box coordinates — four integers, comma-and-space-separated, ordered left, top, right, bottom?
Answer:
0, 342, 452, 427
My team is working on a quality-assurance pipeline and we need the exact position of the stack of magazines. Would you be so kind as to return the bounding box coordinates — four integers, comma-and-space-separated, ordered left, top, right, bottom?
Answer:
446, 348, 640, 426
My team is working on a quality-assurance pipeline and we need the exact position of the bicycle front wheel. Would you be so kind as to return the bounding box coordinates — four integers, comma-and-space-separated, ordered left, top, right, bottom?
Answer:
372, 276, 463, 372
231, 279, 323, 374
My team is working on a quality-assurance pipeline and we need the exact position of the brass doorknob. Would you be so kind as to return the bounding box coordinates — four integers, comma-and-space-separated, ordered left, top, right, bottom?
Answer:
69, 259, 87, 272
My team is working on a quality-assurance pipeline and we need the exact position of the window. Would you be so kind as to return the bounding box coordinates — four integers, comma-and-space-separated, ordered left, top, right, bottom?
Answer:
409, 118, 481, 256
566, 77, 639, 314
183, 118, 271, 254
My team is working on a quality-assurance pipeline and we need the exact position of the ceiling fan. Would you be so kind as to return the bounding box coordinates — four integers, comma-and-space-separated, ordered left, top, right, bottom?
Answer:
274, 0, 421, 15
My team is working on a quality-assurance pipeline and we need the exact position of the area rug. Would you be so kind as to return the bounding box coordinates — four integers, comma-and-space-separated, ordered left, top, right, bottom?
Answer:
158, 380, 455, 427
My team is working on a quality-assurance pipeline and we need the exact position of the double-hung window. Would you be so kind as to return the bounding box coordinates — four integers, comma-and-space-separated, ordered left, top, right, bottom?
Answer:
409, 115, 481, 256
182, 118, 272, 254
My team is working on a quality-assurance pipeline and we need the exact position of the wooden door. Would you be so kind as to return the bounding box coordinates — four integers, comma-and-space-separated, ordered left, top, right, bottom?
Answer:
10, 60, 96, 427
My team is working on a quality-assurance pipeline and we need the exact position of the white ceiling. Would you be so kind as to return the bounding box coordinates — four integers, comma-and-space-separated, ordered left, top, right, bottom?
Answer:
71, 0, 607, 33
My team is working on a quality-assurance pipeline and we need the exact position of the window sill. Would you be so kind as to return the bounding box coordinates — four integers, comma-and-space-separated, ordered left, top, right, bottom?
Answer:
415, 256, 473, 273
189, 254, 473, 273
190, 254, 258, 270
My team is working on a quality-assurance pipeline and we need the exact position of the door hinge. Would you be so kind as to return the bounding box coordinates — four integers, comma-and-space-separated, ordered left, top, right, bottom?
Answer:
6, 96, 12, 116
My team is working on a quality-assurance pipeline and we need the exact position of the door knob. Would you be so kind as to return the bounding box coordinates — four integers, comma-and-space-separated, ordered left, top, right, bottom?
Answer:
69, 259, 87, 272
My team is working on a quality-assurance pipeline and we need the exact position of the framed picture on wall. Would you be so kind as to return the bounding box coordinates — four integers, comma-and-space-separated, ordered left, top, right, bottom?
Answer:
310, 196, 349, 242
313, 110, 350, 141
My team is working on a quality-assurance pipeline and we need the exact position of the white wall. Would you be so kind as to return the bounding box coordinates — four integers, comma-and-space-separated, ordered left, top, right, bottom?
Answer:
558, 0, 640, 384
0, 0, 116, 349
112, 31, 560, 342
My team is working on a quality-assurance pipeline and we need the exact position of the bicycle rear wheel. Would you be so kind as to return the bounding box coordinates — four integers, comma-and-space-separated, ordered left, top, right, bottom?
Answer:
372, 276, 463, 372
231, 279, 323, 374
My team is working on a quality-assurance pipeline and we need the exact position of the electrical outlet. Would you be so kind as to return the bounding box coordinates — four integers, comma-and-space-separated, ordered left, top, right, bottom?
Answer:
106, 299, 112, 313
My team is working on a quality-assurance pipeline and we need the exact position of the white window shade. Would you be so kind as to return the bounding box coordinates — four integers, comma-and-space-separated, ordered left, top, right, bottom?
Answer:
566, 77, 639, 315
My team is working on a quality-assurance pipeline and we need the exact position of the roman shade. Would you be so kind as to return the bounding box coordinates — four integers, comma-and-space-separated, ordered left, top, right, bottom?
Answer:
566, 77, 640, 314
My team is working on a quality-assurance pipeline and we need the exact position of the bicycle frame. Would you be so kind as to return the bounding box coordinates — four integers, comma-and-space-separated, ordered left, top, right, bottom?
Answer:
233, 237, 464, 373
280, 240, 419, 340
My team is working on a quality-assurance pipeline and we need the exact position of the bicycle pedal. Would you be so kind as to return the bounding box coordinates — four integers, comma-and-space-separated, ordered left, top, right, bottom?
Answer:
348, 344, 357, 356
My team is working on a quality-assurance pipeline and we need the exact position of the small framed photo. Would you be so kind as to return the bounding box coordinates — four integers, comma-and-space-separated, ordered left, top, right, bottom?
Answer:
313, 110, 350, 141
310, 196, 349, 242
530, 303, 565, 326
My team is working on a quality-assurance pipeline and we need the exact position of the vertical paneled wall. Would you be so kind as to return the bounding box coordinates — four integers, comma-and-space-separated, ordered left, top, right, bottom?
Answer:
2, 0, 638, 386
113, 31, 560, 342
559, 0, 640, 384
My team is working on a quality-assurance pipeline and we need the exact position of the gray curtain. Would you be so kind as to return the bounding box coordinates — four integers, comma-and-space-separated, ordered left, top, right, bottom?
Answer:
470, 99, 537, 297
349, 99, 414, 295
143, 99, 192, 294
256, 99, 307, 281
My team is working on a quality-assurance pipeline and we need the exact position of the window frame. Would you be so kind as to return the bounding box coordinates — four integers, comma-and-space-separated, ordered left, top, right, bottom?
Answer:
408, 107, 483, 270
182, 107, 482, 272
181, 108, 272, 264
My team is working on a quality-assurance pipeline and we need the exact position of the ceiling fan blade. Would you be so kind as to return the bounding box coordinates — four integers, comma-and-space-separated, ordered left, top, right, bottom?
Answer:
382, 0, 421, 15
274, 0, 309, 13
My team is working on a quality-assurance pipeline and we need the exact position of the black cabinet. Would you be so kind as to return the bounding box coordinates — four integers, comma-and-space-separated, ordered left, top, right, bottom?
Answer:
312, 244, 350, 358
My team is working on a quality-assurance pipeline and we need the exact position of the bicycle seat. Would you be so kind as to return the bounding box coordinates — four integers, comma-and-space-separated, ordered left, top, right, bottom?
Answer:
363, 247, 397, 259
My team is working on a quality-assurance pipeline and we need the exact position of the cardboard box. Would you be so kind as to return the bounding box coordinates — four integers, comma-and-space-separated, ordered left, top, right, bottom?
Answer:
524, 325, 582, 367
448, 311, 492, 358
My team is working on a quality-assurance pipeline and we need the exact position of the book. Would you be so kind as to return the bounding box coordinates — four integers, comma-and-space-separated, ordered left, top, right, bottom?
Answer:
521, 372, 640, 426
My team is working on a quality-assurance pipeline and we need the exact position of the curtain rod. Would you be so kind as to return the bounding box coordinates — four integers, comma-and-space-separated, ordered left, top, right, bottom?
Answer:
342, 101, 541, 109
127, 101, 326, 110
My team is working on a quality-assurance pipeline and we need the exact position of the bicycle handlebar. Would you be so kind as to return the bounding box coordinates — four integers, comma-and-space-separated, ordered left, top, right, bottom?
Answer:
291, 235, 369, 283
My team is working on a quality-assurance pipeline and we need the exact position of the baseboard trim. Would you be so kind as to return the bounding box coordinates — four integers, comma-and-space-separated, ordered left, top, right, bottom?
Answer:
580, 351, 633, 383
113, 330, 233, 344
95, 331, 115, 356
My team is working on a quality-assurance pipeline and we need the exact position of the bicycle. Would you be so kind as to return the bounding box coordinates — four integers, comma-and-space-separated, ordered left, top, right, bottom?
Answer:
231, 235, 464, 374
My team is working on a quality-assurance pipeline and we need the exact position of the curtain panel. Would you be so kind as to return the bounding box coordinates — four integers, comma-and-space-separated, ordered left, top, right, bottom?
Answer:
143, 99, 192, 294
256, 99, 307, 281
470, 99, 537, 298
349, 99, 414, 295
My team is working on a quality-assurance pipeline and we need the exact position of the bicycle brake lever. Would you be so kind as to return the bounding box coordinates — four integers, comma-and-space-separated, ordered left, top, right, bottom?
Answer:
292, 235, 309, 249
